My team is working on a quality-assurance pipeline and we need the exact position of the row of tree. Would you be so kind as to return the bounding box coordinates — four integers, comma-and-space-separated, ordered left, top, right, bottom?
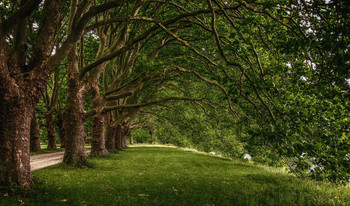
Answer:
0, 0, 349, 188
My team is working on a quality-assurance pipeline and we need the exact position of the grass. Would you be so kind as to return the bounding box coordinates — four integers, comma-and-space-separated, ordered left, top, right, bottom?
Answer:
2, 145, 349, 205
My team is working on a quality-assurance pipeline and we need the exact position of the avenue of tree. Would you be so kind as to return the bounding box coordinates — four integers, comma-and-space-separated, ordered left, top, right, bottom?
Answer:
0, 0, 349, 188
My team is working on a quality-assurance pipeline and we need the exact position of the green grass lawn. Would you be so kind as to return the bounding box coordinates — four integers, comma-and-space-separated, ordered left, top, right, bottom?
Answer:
2, 145, 349, 205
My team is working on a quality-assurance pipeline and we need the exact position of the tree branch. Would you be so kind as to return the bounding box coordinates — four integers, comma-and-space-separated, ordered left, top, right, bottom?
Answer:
2, 0, 42, 34
103, 96, 210, 112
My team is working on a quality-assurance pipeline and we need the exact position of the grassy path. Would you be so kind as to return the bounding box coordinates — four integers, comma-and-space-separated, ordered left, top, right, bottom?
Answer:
1, 145, 349, 205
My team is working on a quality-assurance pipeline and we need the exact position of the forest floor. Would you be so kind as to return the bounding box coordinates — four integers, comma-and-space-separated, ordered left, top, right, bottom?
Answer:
2, 145, 349, 205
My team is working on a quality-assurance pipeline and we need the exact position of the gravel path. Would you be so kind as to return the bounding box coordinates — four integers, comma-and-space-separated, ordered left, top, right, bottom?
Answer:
30, 149, 90, 171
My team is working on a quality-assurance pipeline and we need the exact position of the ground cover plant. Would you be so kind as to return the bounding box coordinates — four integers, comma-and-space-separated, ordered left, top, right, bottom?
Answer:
1, 146, 349, 206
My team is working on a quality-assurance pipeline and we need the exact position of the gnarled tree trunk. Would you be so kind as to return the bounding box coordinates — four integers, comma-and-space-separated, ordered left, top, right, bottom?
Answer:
30, 110, 41, 152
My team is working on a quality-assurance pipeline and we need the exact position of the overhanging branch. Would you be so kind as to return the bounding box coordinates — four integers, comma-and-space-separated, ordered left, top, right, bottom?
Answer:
103, 96, 211, 112
2, 0, 42, 34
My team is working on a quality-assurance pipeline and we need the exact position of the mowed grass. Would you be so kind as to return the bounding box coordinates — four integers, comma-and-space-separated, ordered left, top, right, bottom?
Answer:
2, 145, 349, 205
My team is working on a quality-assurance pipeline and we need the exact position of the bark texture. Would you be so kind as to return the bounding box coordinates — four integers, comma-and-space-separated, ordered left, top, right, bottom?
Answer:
63, 46, 87, 165
122, 125, 130, 148
91, 86, 106, 155
91, 114, 105, 155
30, 110, 41, 152
57, 112, 66, 148
115, 124, 130, 149
115, 124, 123, 150
46, 111, 57, 150
0, 25, 34, 188
0, 101, 34, 188
105, 124, 116, 152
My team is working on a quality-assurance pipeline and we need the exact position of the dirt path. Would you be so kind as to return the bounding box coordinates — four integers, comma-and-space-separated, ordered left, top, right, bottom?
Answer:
30, 149, 91, 171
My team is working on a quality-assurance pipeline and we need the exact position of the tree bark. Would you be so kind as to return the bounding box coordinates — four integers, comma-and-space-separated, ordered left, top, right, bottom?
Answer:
105, 124, 116, 152
57, 112, 66, 148
115, 124, 123, 150
46, 111, 57, 150
91, 114, 106, 155
0, 28, 35, 188
91, 86, 106, 155
63, 86, 86, 165
63, 45, 87, 166
91, 87, 106, 155
0, 102, 34, 188
122, 125, 130, 148
30, 110, 41, 152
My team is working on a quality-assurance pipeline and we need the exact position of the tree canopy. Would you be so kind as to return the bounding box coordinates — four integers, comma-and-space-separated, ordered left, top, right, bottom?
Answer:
0, 0, 349, 187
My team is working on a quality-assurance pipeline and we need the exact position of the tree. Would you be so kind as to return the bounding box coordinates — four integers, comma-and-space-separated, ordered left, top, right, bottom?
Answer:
0, 0, 128, 187
1, 0, 348, 188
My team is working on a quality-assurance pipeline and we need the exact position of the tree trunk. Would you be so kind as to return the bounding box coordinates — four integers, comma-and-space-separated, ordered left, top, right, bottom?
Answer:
63, 83, 86, 165
0, 97, 34, 188
57, 113, 66, 148
46, 111, 57, 150
91, 85, 106, 155
121, 134, 127, 148
0, 31, 35, 188
115, 124, 123, 150
63, 46, 87, 166
121, 125, 130, 148
30, 110, 41, 152
105, 124, 116, 152
91, 114, 106, 155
